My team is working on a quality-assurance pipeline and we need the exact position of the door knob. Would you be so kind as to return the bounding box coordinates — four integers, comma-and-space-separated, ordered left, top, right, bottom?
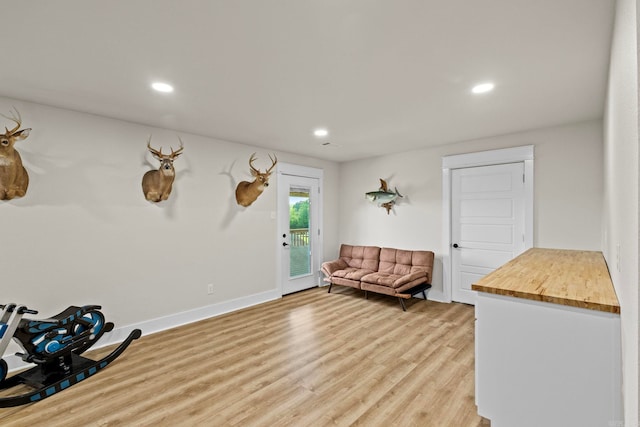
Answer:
282, 242, 289, 247
453, 243, 459, 248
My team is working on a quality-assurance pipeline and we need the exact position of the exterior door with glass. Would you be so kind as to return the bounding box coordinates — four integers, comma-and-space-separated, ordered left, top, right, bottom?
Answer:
278, 174, 320, 295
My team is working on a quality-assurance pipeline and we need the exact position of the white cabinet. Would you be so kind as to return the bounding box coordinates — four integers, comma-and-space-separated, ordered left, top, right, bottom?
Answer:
473, 249, 622, 427
475, 293, 621, 427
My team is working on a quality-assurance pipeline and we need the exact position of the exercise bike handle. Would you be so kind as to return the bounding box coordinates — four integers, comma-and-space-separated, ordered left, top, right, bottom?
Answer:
0, 304, 37, 315
16, 307, 38, 315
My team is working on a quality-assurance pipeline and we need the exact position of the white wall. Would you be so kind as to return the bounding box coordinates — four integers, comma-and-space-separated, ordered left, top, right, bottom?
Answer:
0, 97, 339, 331
603, 0, 639, 424
337, 120, 603, 299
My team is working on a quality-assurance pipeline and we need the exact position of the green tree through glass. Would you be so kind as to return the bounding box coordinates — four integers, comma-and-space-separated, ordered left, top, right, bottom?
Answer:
289, 200, 309, 229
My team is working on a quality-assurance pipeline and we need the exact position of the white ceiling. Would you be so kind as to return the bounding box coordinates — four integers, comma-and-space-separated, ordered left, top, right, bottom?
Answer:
0, 1, 614, 162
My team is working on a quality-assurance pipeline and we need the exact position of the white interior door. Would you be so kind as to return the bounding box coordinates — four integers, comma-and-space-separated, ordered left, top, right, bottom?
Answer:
278, 174, 320, 295
451, 162, 526, 305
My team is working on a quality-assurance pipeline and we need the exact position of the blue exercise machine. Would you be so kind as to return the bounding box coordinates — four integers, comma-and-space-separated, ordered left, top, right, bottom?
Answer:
0, 303, 140, 407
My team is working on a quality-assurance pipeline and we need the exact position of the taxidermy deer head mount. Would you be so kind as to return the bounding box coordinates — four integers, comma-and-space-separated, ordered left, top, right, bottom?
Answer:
235, 153, 277, 207
142, 136, 184, 202
0, 108, 31, 200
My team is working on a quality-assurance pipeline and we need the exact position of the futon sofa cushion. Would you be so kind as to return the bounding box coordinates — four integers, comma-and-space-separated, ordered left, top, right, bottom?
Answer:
320, 244, 381, 289
338, 244, 381, 271
331, 267, 375, 281
360, 248, 434, 292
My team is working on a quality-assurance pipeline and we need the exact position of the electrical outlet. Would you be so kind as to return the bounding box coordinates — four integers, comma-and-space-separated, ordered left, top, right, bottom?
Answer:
207, 284, 214, 295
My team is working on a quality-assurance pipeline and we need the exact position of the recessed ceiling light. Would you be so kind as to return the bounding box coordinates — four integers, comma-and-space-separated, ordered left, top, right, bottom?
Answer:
313, 128, 329, 138
472, 82, 495, 94
151, 82, 174, 93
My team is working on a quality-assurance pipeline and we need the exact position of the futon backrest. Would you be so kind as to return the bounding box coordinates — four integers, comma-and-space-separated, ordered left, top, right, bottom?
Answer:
378, 248, 435, 283
339, 244, 381, 271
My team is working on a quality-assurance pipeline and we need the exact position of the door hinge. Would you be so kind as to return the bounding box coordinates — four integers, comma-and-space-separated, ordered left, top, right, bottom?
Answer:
523, 174, 525, 183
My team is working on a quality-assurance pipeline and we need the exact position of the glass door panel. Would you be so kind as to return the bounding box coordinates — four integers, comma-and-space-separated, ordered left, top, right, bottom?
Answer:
289, 187, 311, 278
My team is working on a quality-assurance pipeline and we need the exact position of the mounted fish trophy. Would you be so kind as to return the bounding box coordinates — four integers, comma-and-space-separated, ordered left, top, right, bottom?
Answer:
235, 153, 277, 207
366, 178, 403, 215
0, 109, 31, 200
141, 136, 184, 202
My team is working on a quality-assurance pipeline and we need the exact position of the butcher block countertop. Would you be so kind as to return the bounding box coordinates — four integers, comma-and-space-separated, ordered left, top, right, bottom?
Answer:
471, 248, 620, 314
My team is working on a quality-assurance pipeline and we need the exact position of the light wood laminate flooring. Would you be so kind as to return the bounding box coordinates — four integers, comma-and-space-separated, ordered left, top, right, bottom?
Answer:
0, 287, 485, 427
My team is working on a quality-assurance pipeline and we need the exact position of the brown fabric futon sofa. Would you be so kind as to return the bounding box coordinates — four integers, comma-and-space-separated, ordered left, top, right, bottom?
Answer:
321, 244, 434, 311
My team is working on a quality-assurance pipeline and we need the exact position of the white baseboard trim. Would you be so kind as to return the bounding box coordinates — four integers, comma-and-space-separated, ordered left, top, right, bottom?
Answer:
426, 289, 450, 304
7, 289, 281, 373
396, 288, 449, 304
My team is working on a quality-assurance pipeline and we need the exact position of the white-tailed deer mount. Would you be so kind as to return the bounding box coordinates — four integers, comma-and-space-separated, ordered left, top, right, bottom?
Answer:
142, 136, 184, 202
0, 108, 31, 200
235, 153, 277, 207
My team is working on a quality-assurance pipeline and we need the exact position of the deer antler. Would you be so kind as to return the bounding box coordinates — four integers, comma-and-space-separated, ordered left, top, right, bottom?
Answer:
266, 154, 278, 173
248, 153, 259, 174
247, 152, 276, 175
0, 108, 22, 135
146, 135, 165, 159
170, 137, 184, 158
